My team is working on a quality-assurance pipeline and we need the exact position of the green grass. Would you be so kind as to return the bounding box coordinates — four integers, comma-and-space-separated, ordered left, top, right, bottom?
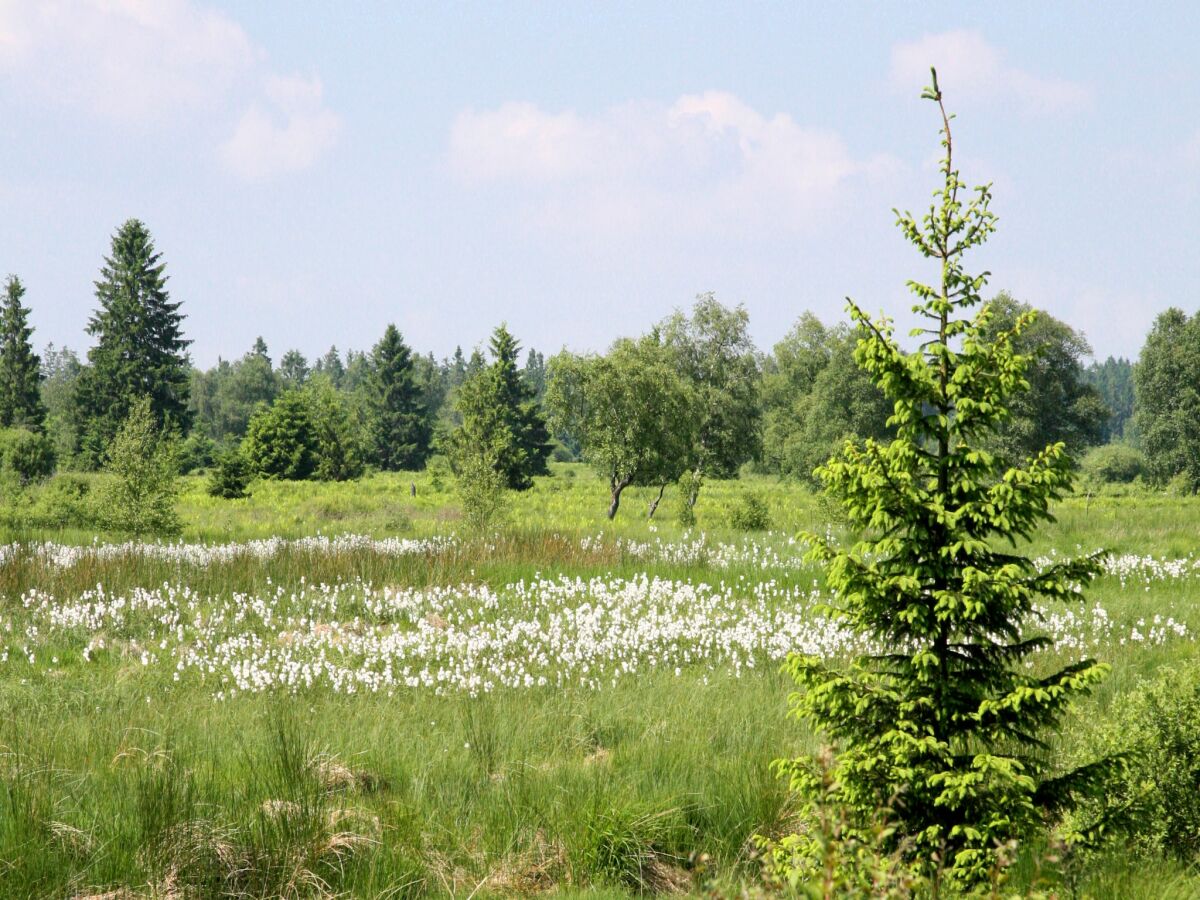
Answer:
1, 465, 1199, 897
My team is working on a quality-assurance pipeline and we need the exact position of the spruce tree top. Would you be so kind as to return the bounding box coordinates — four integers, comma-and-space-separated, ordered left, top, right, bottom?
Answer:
779, 70, 1114, 887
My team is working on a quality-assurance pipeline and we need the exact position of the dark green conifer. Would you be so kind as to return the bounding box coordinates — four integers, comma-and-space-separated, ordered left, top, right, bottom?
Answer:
367, 324, 429, 471
775, 71, 1116, 889
488, 325, 552, 489
76, 220, 191, 464
0, 276, 46, 430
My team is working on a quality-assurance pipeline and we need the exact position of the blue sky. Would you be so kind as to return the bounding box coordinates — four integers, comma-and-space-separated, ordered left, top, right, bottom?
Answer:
1, 2, 1197, 366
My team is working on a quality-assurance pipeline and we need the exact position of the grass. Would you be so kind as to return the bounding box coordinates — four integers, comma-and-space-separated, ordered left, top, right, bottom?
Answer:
0, 464, 1199, 896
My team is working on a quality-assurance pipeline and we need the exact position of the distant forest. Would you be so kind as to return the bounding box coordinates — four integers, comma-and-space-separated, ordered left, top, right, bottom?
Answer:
2, 217, 1190, 508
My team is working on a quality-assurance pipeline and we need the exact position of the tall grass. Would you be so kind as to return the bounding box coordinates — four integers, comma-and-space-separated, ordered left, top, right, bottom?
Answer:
0, 467, 1198, 895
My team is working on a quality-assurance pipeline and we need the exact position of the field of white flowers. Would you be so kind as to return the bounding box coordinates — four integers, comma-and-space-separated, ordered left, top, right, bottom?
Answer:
3, 534, 1194, 701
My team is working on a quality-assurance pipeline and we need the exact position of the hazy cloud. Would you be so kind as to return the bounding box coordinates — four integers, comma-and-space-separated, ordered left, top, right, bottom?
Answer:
890, 30, 1091, 114
0, 0, 338, 178
449, 91, 900, 237
219, 75, 341, 180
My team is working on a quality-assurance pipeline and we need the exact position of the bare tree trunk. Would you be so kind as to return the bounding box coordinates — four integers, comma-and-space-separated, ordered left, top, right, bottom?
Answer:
608, 476, 631, 520
647, 483, 667, 519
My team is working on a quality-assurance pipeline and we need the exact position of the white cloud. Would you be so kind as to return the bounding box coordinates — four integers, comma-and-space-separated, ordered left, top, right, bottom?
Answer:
0, 0, 256, 120
0, 0, 338, 179
219, 75, 341, 180
449, 92, 900, 237
890, 30, 1091, 114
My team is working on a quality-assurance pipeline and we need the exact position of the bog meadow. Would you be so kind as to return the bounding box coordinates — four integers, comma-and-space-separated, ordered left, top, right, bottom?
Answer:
3, 20, 1200, 900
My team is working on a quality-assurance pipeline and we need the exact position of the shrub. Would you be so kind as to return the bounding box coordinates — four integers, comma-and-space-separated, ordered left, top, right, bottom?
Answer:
99, 397, 181, 536
0, 427, 55, 484
426, 454, 451, 491
455, 444, 509, 534
243, 391, 317, 480
677, 498, 696, 528
729, 492, 771, 531
1072, 659, 1200, 862
178, 431, 215, 474
305, 379, 366, 482
28, 474, 97, 529
207, 447, 252, 499
1081, 444, 1147, 485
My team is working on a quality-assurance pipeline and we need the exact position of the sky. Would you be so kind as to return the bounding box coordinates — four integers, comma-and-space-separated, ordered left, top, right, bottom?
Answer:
1, 1, 1198, 368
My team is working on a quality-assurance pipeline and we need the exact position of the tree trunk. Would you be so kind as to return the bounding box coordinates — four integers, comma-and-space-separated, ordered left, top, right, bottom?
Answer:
647, 483, 667, 519
687, 464, 703, 508
607, 476, 631, 520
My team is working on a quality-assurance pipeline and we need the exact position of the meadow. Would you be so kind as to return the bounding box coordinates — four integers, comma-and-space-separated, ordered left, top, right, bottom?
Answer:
2, 465, 1200, 898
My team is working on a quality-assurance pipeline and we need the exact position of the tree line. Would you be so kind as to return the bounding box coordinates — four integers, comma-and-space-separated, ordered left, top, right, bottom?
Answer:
0, 216, 1193, 517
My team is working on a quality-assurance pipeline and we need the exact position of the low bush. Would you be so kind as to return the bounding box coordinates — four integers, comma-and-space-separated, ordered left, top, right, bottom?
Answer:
28, 473, 99, 528
99, 397, 181, 536
1081, 444, 1148, 485
729, 493, 771, 531
1072, 658, 1200, 862
178, 431, 216, 474
208, 447, 253, 499
0, 426, 56, 484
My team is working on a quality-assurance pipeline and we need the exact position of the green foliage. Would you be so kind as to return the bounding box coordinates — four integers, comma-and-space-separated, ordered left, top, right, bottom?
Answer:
1134, 308, 1200, 491
1073, 660, 1200, 863
761, 749, 924, 898
777, 71, 1113, 889
207, 446, 253, 499
277, 348, 310, 388
178, 430, 215, 475
313, 345, 346, 387
75, 219, 191, 466
546, 335, 696, 519
0, 427, 56, 485
762, 314, 892, 483
99, 396, 181, 536
365, 324, 429, 471
660, 293, 761, 482
454, 439, 509, 534
25, 472, 97, 528
242, 390, 318, 480
189, 338, 280, 443
728, 492, 771, 531
40, 344, 83, 466
305, 376, 367, 482
446, 325, 552, 491
979, 292, 1108, 462
1081, 444, 1147, 485
1084, 356, 1135, 442
0, 275, 47, 430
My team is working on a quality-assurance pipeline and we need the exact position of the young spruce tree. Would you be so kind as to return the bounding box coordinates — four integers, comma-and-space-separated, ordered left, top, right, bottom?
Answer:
77, 219, 191, 464
0, 276, 46, 430
367, 324, 429, 471
776, 71, 1115, 888
448, 325, 551, 491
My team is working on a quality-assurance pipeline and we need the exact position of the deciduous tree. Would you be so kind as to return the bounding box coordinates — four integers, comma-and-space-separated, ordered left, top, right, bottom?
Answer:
1134, 308, 1200, 490
546, 335, 696, 519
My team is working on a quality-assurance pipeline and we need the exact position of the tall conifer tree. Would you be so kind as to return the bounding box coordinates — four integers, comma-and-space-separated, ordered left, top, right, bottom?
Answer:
76, 219, 191, 464
776, 71, 1114, 888
447, 325, 551, 491
488, 324, 552, 489
0, 276, 46, 430
367, 324, 429, 470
